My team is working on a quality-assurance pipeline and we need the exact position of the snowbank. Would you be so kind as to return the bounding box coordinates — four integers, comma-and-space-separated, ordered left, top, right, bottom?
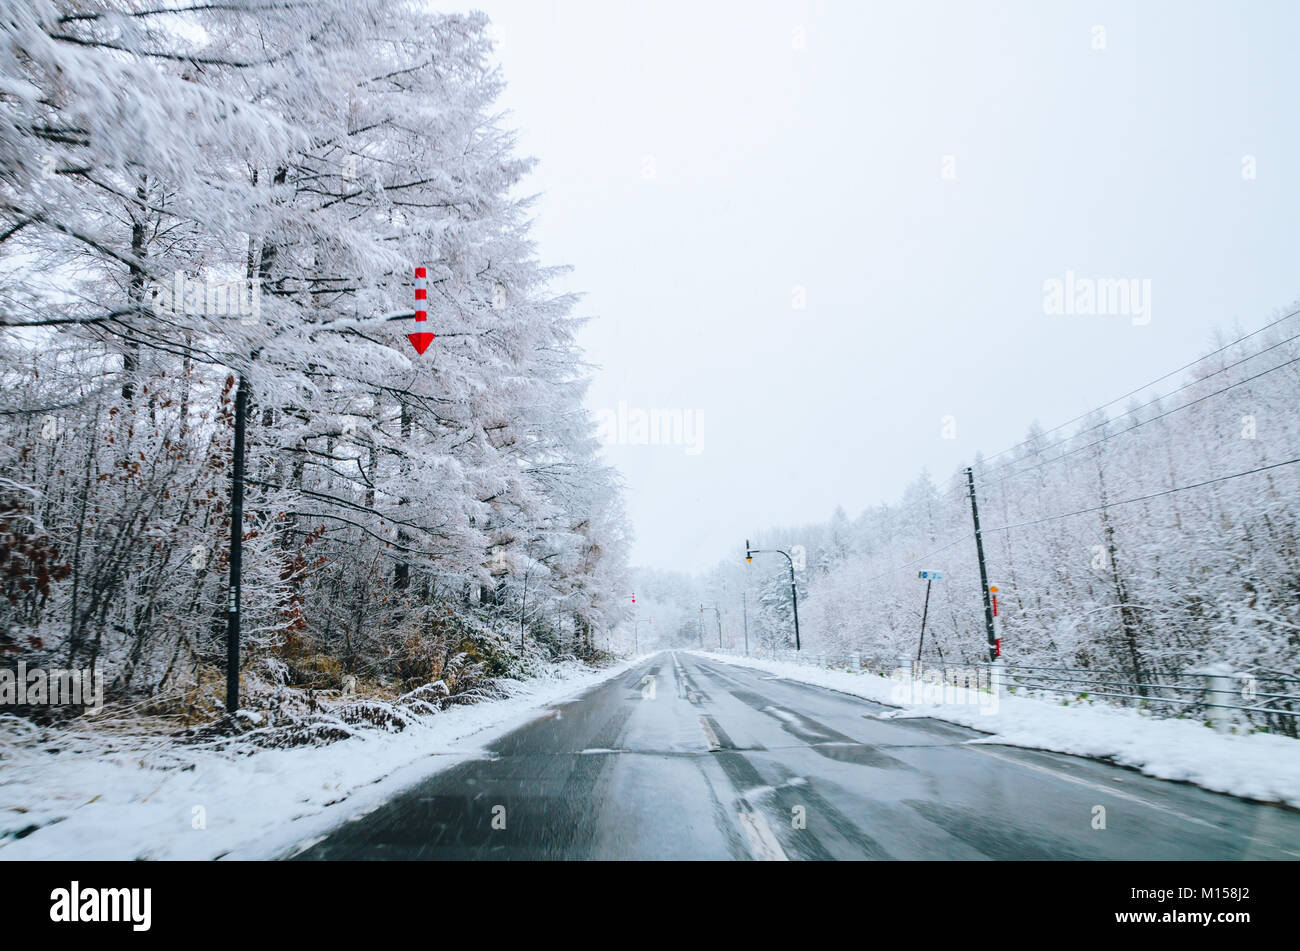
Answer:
695, 651, 1300, 808
0, 658, 637, 861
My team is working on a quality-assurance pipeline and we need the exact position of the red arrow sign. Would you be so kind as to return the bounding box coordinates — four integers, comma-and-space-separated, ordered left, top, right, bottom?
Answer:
409, 266, 434, 355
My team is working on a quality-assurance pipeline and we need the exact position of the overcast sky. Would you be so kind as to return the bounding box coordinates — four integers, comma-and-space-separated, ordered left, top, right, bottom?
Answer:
436, 0, 1300, 574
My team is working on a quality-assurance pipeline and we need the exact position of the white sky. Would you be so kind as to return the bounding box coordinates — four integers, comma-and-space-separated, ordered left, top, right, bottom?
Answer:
437, 0, 1300, 573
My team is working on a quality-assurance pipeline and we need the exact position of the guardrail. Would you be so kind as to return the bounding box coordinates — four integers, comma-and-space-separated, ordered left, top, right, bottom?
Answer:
708, 647, 1300, 737
991, 663, 1300, 737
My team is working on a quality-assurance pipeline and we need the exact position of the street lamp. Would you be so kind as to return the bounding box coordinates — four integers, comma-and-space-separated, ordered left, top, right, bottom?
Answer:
744, 539, 802, 652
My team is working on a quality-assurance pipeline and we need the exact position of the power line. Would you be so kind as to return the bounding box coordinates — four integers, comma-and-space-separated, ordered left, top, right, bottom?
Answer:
983, 456, 1300, 535
840, 328, 1299, 539
979, 306, 1300, 470
947, 314, 1300, 555
860, 456, 1300, 583
826, 312, 1300, 585
986, 329, 1300, 480
860, 534, 971, 585
996, 351, 1300, 483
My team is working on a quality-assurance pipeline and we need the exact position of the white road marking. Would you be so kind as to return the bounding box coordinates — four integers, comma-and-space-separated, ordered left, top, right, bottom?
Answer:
699, 715, 722, 752
968, 745, 1221, 831
737, 808, 789, 861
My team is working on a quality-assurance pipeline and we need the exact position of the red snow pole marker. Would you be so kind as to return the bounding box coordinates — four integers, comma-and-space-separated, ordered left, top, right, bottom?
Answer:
409, 266, 434, 355
990, 584, 1003, 658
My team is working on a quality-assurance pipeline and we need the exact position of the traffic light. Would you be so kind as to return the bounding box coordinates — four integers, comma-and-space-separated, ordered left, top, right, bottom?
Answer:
745, 539, 753, 563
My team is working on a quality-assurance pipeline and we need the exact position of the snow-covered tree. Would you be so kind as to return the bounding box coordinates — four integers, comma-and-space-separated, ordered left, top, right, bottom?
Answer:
0, 1, 629, 716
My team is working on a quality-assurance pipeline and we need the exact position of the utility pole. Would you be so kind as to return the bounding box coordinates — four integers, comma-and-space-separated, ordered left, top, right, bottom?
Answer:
226, 265, 433, 714
742, 590, 749, 656
519, 565, 528, 651
226, 374, 249, 719
701, 602, 723, 648
965, 467, 997, 663
745, 540, 801, 651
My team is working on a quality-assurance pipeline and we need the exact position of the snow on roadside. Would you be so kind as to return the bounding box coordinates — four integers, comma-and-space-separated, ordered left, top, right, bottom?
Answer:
695, 651, 1300, 808
0, 657, 638, 861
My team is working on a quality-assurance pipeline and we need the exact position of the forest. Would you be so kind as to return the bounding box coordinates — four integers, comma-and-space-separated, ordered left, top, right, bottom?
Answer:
0, 1, 630, 731
688, 315, 1300, 727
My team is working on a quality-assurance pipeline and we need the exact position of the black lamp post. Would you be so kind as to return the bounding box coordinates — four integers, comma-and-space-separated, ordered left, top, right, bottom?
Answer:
745, 539, 801, 652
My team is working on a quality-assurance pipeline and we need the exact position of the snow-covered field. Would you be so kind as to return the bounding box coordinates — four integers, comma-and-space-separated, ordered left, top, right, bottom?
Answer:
0, 658, 637, 861
696, 651, 1300, 809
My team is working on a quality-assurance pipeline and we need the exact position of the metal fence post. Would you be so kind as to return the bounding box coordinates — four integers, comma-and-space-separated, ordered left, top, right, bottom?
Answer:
1196, 663, 1236, 733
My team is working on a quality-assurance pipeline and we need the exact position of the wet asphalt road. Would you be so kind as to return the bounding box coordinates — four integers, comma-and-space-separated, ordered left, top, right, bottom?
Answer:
293, 651, 1300, 860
